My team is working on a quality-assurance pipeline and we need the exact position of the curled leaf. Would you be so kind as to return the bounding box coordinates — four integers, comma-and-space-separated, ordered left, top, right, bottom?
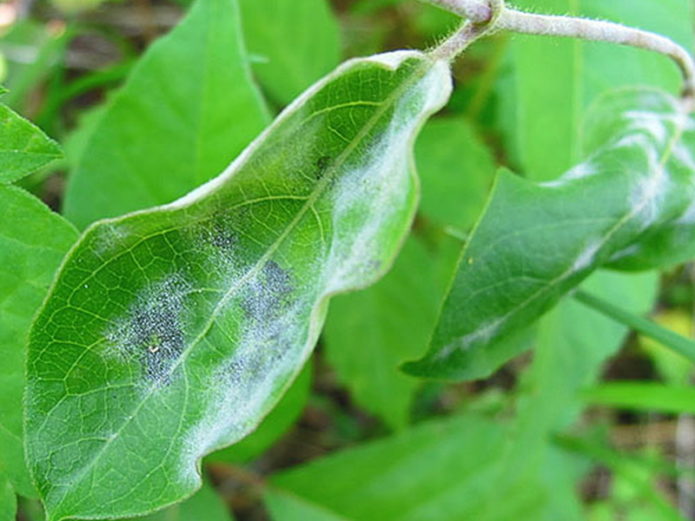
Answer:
27, 51, 451, 520
405, 89, 695, 380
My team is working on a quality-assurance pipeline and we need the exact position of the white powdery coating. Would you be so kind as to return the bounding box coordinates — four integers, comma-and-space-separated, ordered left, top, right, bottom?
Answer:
571, 239, 602, 273
104, 274, 192, 385
438, 318, 503, 359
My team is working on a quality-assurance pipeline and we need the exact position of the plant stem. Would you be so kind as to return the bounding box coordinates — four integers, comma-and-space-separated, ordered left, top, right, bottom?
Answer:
426, 0, 491, 23
496, 9, 695, 101
574, 290, 695, 365
424, 0, 695, 105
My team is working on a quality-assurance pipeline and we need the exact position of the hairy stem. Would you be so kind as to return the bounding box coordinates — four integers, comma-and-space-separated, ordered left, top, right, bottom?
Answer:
425, 0, 695, 105
497, 9, 695, 101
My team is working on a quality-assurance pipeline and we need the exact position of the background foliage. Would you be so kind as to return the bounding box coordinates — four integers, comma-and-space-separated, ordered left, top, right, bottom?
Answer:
1, 0, 695, 519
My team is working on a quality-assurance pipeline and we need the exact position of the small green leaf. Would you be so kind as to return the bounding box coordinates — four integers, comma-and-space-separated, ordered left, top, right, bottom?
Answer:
240, 0, 341, 106
0, 185, 78, 498
584, 382, 695, 414
0, 103, 62, 183
27, 51, 452, 521
405, 89, 695, 380
0, 473, 15, 521
63, 0, 270, 229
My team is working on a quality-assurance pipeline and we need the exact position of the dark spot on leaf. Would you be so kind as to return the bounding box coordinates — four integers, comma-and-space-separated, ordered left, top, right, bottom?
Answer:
315, 155, 332, 180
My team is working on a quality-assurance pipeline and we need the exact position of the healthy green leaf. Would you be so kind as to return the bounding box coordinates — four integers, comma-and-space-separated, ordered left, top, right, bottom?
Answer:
405, 89, 695, 380
268, 413, 545, 521
63, 0, 270, 229
0, 473, 15, 521
584, 382, 695, 414
27, 50, 452, 521
415, 116, 497, 230
120, 481, 234, 521
239, 0, 341, 106
0, 185, 78, 498
265, 490, 349, 521
208, 361, 311, 463
0, 102, 62, 183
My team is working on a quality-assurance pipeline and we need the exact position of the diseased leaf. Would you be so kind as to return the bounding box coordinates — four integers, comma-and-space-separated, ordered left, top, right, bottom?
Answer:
240, 0, 341, 106
27, 51, 452, 521
63, 0, 270, 229
208, 361, 311, 463
268, 413, 545, 521
0, 185, 78, 498
0, 102, 62, 183
120, 481, 234, 521
405, 89, 695, 379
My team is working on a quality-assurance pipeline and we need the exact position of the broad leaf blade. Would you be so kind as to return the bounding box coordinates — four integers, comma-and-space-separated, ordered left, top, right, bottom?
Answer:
584, 382, 695, 414
240, 0, 341, 106
27, 51, 451, 521
0, 103, 62, 183
405, 89, 695, 379
0, 186, 78, 498
63, 0, 270, 229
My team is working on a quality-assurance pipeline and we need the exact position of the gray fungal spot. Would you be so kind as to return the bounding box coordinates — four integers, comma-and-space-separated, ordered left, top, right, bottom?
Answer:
106, 276, 190, 383
242, 260, 294, 322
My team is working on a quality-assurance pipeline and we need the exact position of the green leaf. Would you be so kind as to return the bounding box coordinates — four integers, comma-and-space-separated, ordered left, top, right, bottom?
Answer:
584, 382, 695, 414
0, 103, 62, 183
265, 490, 349, 521
0, 185, 78, 498
240, 0, 341, 106
0, 473, 15, 521
63, 0, 270, 229
509, 0, 693, 180
415, 116, 497, 230
208, 361, 311, 463
27, 51, 452, 521
120, 481, 234, 521
268, 413, 546, 521
404, 89, 695, 380
323, 237, 441, 429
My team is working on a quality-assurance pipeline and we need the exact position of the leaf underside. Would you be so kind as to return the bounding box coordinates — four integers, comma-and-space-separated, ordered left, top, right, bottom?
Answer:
405, 89, 695, 380
27, 51, 451, 520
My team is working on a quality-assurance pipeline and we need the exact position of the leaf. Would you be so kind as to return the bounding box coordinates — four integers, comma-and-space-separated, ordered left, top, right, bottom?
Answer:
415, 116, 497, 230
323, 237, 442, 429
265, 490, 349, 521
584, 382, 695, 414
62, 0, 270, 229
207, 361, 311, 463
0, 473, 15, 521
0, 103, 62, 183
119, 481, 234, 521
239, 0, 341, 106
404, 89, 695, 380
268, 413, 545, 521
0, 185, 78, 498
26, 50, 452, 521
509, 0, 693, 180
